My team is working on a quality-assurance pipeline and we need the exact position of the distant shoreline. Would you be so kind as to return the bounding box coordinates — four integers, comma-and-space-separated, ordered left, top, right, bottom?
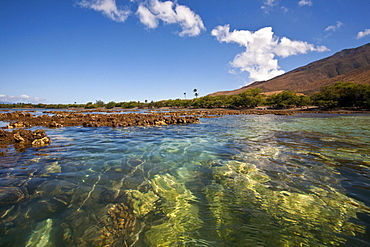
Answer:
1, 107, 370, 130
1, 106, 370, 114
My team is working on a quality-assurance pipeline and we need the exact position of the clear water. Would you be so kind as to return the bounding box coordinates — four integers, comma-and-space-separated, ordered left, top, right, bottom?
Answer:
0, 113, 369, 246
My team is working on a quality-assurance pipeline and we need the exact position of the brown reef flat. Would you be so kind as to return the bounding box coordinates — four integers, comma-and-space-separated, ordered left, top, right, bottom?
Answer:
0, 128, 51, 153
0, 111, 199, 129
1, 108, 368, 130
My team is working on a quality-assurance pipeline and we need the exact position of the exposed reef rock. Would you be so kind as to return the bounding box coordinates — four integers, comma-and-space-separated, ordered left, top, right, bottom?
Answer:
0, 129, 51, 149
0, 111, 199, 129
2, 109, 366, 131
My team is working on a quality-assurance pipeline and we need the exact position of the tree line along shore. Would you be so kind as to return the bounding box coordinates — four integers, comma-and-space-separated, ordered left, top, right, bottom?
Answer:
1, 106, 368, 153
1, 82, 370, 152
2, 82, 370, 110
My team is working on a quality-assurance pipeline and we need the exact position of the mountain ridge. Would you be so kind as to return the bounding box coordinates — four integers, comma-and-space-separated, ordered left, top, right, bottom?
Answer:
209, 43, 370, 96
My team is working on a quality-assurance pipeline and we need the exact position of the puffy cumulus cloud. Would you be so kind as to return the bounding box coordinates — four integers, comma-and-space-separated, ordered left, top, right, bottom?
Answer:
211, 25, 329, 82
175, 5, 205, 37
78, 0, 131, 22
0, 94, 45, 103
274, 37, 329, 57
298, 0, 313, 6
78, 0, 205, 37
325, 21, 343, 32
357, 29, 370, 39
136, 0, 205, 37
136, 4, 158, 28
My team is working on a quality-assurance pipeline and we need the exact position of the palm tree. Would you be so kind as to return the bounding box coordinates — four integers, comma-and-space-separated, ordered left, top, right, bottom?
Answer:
184, 92, 187, 99
193, 89, 198, 98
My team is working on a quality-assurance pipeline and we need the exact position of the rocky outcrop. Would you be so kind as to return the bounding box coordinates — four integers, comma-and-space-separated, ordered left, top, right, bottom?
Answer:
1, 109, 368, 133
0, 111, 199, 129
0, 129, 51, 147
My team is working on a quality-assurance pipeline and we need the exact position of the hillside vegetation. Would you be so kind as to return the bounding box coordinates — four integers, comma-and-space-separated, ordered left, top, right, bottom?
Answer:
2, 82, 370, 110
210, 43, 370, 96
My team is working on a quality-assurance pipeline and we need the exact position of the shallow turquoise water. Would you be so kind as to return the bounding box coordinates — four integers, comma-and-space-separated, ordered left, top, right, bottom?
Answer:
0, 113, 369, 246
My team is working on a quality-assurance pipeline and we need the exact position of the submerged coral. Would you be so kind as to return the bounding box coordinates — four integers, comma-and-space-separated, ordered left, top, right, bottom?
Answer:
204, 159, 369, 246
145, 173, 203, 246
99, 203, 144, 247
125, 190, 159, 218
25, 218, 53, 247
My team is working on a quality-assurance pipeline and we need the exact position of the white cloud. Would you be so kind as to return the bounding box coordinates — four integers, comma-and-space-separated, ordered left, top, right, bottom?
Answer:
137, 4, 158, 28
281, 6, 289, 12
211, 25, 329, 82
261, 0, 278, 13
78, 0, 205, 37
175, 5, 205, 37
357, 29, 370, 39
262, 0, 277, 8
0, 94, 44, 103
78, 0, 131, 22
136, 0, 205, 37
325, 21, 343, 32
274, 37, 329, 57
262, 0, 312, 12
298, 0, 313, 6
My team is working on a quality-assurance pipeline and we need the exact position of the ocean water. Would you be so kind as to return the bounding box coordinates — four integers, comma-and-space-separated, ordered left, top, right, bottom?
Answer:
0, 113, 369, 246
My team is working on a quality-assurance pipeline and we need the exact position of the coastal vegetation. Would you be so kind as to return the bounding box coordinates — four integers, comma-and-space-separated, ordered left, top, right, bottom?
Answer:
311, 82, 370, 108
1, 82, 369, 110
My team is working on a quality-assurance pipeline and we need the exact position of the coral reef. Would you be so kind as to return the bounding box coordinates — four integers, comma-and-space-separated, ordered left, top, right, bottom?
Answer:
25, 218, 53, 247
98, 203, 144, 247
204, 159, 369, 246
145, 174, 203, 246
0, 111, 199, 128
0, 129, 50, 151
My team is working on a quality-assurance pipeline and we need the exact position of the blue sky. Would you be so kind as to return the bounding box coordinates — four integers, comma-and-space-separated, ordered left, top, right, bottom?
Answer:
1, 0, 370, 104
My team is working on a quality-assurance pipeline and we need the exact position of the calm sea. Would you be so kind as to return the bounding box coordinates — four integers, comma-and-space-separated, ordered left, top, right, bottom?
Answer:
0, 112, 369, 246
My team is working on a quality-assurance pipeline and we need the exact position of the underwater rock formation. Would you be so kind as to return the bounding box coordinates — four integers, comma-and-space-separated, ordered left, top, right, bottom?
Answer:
204, 159, 369, 246
25, 218, 53, 247
0, 186, 29, 206
145, 173, 203, 246
125, 190, 159, 218
98, 203, 144, 247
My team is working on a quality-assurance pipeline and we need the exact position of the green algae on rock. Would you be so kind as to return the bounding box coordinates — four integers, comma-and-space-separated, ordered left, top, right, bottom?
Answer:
204, 157, 369, 246
125, 190, 159, 218
25, 218, 53, 247
145, 173, 203, 246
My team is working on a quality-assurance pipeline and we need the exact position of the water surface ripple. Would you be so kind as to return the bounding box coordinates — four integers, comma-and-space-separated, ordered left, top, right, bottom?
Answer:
0, 113, 369, 246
